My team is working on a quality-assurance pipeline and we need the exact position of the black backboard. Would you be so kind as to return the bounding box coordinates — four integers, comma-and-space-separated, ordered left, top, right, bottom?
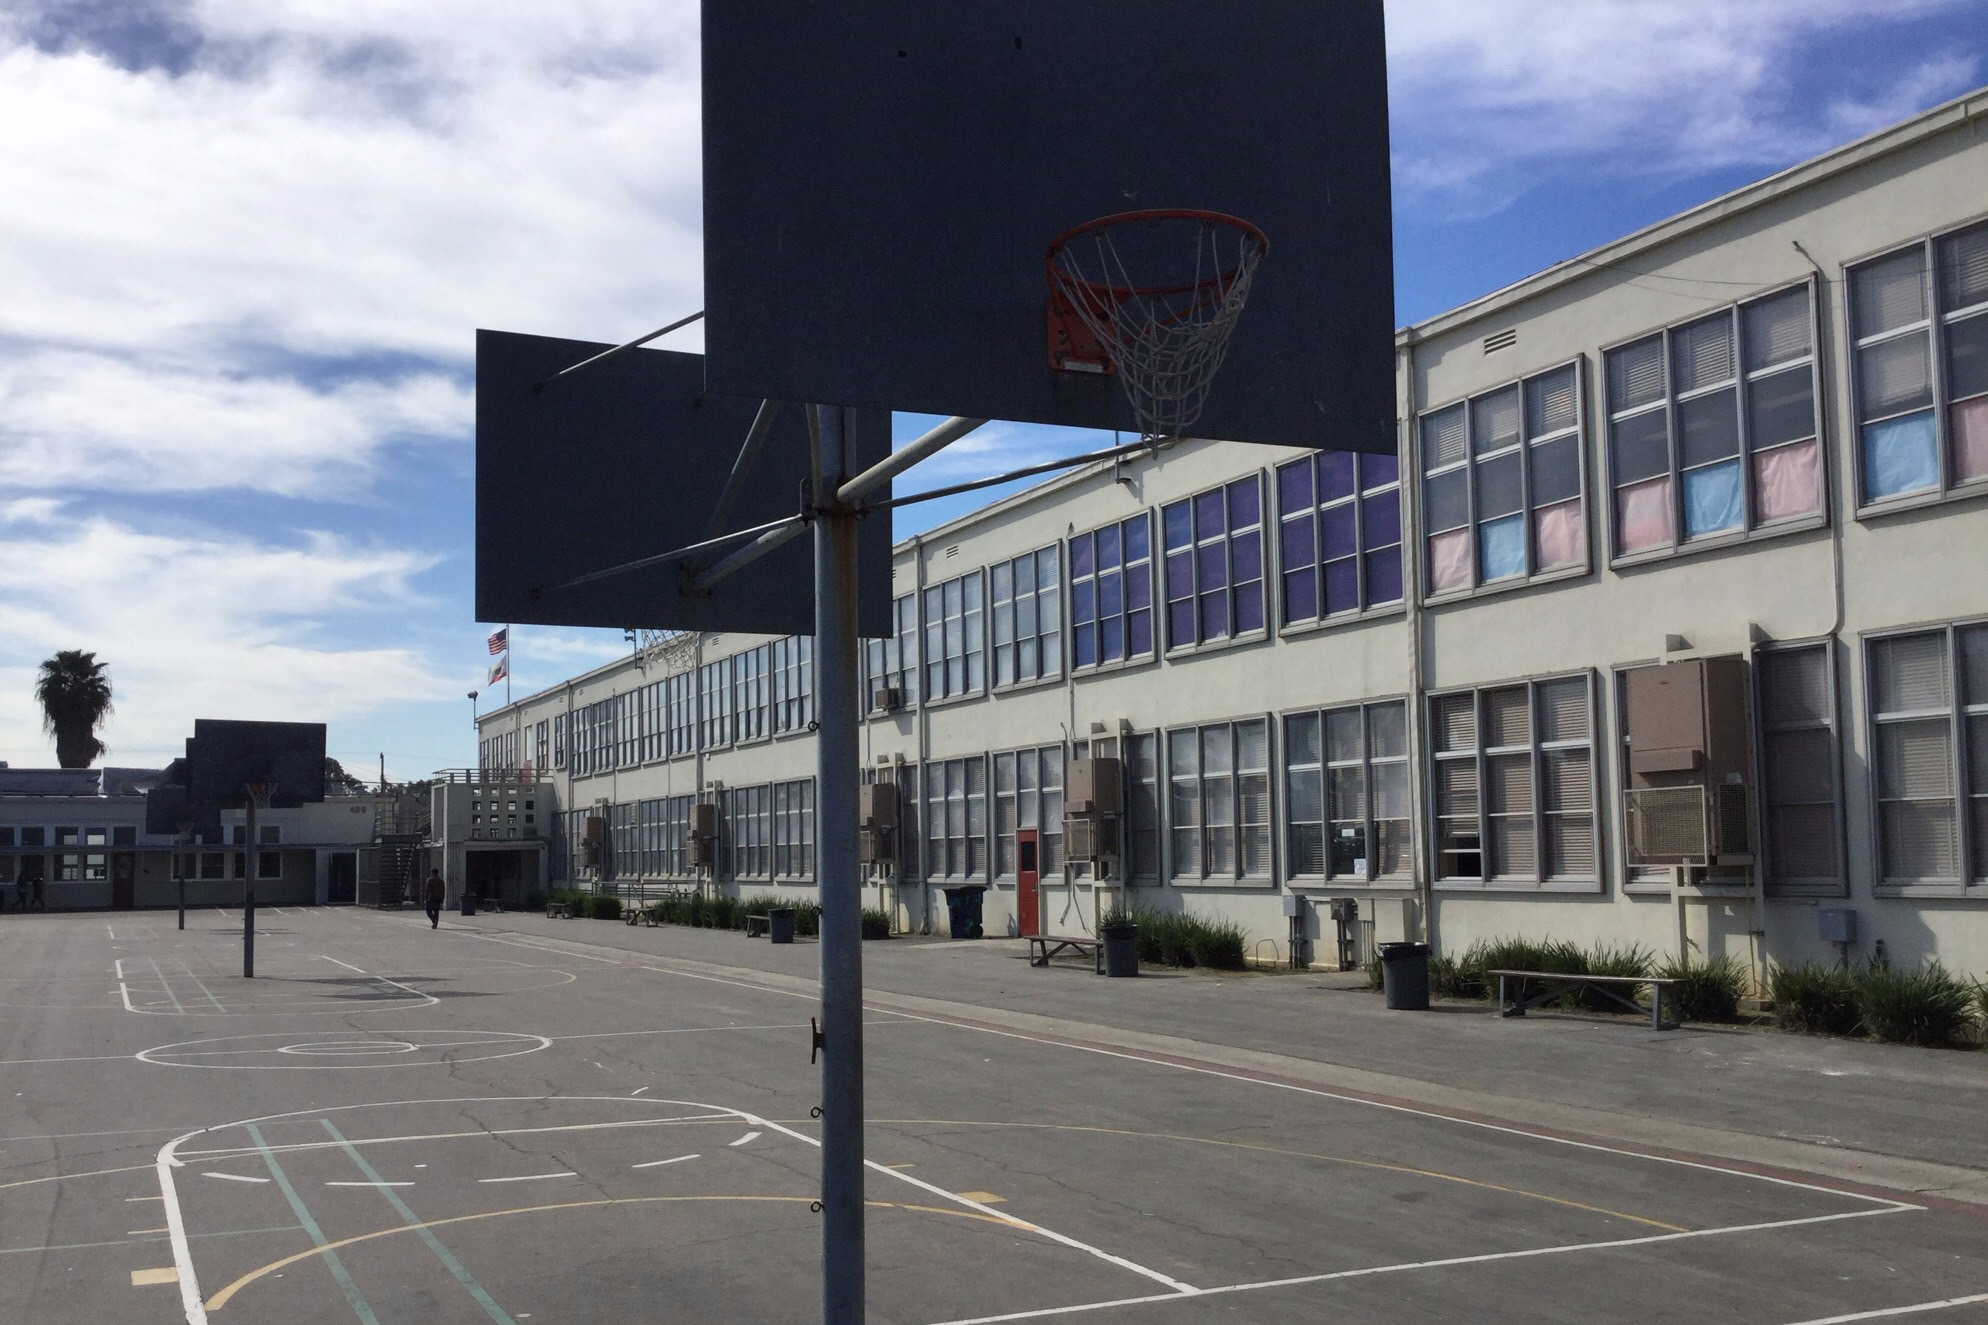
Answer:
701, 0, 1394, 452
475, 331, 894, 638
186, 720, 328, 808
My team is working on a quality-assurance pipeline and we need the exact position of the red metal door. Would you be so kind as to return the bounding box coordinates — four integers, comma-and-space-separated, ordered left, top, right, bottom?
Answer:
1017, 829, 1040, 938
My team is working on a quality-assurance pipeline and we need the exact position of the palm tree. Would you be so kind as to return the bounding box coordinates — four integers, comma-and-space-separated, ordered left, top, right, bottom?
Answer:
34, 650, 114, 769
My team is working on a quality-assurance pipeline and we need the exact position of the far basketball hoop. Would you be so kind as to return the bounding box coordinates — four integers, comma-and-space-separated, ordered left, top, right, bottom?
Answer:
1047, 209, 1268, 442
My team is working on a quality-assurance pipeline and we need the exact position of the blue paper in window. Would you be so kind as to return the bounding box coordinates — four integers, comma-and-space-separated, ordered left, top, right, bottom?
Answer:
1682, 460, 1743, 537
1860, 411, 1939, 500
1478, 514, 1525, 581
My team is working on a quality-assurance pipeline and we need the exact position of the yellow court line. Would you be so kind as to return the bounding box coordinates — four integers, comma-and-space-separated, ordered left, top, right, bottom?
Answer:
0, 1163, 155, 1193
863, 1119, 1689, 1234
204, 1195, 1023, 1310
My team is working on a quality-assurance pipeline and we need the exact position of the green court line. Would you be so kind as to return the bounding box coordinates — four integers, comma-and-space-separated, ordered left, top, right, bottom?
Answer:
147, 958, 187, 1016
320, 1120, 516, 1325
246, 1124, 381, 1325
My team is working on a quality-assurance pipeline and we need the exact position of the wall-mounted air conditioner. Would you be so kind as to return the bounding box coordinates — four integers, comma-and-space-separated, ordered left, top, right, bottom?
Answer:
872, 686, 902, 714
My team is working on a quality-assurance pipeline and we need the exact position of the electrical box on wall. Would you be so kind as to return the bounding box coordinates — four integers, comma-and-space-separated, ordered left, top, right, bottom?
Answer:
1067, 757, 1121, 815
1623, 656, 1755, 867
859, 782, 897, 829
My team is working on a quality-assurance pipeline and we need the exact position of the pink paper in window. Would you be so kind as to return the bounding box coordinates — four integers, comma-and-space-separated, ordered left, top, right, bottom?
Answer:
1614, 477, 1673, 553
1532, 498, 1585, 571
1953, 397, 1988, 484
1753, 437, 1819, 522
1428, 528, 1471, 593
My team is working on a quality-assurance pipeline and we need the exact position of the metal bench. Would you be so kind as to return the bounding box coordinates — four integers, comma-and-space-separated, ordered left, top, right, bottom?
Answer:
1490, 969, 1680, 1030
1027, 934, 1104, 974
546, 901, 573, 919
744, 913, 771, 938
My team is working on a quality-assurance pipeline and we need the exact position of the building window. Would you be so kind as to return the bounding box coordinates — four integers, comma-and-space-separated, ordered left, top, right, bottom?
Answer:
1850, 224, 1988, 506
772, 636, 814, 732
722, 785, 772, 880
1124, 732, 1161, 884
1284, 700, 1411, 883
1755, 644, 1844, 896
773, 779, 816, 879
199, 852, 226, 880
664, 671, 695, 756
990, 546, 1063, 687
553, 713, 566, 768
1070, 514, 1155, 667
922, 572, 984, 701
734, 645, 770, 743
1163, 476, 1265, 648
699, 658, 733, 750
1603, 284, 1821, 557
1422, 362, 1588, 592
113, 825, 138, 847
1430, 676, 1596, 890
994, 746, 1065, 878
865, 593, 920, 711
1868, 623, 1988, 890
1279, 451, 1403, 619
1166, 718, 1271, 881
923, 756, 987, 881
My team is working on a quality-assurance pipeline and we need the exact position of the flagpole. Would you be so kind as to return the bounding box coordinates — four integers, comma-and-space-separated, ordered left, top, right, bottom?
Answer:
505, 624, 512, 706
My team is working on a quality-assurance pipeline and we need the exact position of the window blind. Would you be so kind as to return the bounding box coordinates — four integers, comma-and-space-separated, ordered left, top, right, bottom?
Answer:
1939, 223, 1988, 312
1608, 336, 1665, 409
1853, 249, 1927, 339
1744, 287, 1813, 370
1526, 366, 1578, 435
1873, 633, 1950, 713
1672, 313, 1735, 393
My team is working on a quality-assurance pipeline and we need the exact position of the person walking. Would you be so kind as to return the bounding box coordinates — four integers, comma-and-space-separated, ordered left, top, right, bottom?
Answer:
423, 867, 446, 929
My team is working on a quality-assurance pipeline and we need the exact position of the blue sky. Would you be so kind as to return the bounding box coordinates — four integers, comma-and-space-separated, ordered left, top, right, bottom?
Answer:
1, 0, 1983, 780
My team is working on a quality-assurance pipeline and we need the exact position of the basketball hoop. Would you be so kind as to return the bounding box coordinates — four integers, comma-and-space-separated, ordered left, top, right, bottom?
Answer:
246, 780, 277, 810
635, 629, 700, 676
1047, 209, 1268, 443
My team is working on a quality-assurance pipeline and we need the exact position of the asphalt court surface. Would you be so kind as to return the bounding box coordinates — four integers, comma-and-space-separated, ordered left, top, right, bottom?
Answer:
2, 909, 1986, 1324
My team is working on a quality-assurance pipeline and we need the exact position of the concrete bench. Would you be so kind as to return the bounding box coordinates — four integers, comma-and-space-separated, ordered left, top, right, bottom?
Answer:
1028, 934, 1104, 974
1490, 969, 1680, 1030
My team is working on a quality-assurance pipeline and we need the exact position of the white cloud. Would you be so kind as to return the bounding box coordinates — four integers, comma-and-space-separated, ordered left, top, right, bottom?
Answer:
1386, 0, 1981, 213
0, 508, 450, 766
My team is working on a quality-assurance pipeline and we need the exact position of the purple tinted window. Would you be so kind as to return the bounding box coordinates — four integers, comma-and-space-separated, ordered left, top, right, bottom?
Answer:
1195, 491, 1225, 541
1074, 623, 1097, 667
1129, 611, 1153, 656
1281, 514, 1314, 566
1319, 451, 1356, 503
1227, 477, 1260, 527
1069, 532, 1094, 578
1232, 530, 1262, 585
1162, 501, 1192, 550
1284, 568, 1318, 621
1323, 558, 1360, 615
1168, 599, 1194, 647
1200, 590, 1230, 640
1322, 504, 1358, 560
1072, 579, 1095, 624
1126, 562, 1151, 608
1361, 452, 1399, 490
1100, 617, 1124, 659
1100, 572, 1123, 616
1363, 491, 1401, 547
1365, 548, 1403, 605
1165, 550, 1192, 599
1278, 458, 1313, 514
1195, 542, 1228, 590
1234, 583, 1264, 633
1124, 515, 1150, 561
1097, 523, 1121, 571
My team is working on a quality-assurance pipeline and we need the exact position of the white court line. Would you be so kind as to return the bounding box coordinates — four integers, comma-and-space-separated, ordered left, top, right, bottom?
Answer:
743, 1111, 1196, 1295
156, 1132, 209, 1324
114, 958, 127, 980
632, 1154, 699, 1169
728, 1131, 761, 1147
319, 956, 367, 974
325, 1180, 414, 1188
202, 1173, 269, 1184
475, 933, 622, 965
916, 1206, 1913, 1325
630, 1086, 650, 1096
1776, 1292, 1988, 1324
478, 1172, 576, 1184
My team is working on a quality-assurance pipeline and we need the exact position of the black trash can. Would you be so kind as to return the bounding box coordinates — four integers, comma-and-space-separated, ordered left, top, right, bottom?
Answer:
768, 907, 795, 945
1379, 941, 1430, 1010
1100, 922, 1140, 977
942, 886, 984, 939
460, 891, 477, 917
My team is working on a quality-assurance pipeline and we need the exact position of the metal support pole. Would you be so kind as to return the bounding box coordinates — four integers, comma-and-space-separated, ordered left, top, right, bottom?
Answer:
812, 403, 864, 1325
242, 795, 257, 978
175, 829, 186, 931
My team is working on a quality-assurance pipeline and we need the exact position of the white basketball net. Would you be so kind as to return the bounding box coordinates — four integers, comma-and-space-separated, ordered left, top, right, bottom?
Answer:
1048, 212, 1267, 443
635, 629, 700, 676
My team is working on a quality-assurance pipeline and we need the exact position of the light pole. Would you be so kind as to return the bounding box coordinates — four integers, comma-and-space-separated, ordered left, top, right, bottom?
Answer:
468, 690, 479, 729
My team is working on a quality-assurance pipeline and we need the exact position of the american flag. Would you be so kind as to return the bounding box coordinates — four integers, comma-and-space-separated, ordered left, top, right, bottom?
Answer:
486, 627, 508, 655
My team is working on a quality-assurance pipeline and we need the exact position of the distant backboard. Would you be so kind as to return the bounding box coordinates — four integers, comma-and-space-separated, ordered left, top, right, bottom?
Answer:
702, 0, 1394, 452
187, 720, 327, 808
144, 782, 219, 840
475, 331, 894, 639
